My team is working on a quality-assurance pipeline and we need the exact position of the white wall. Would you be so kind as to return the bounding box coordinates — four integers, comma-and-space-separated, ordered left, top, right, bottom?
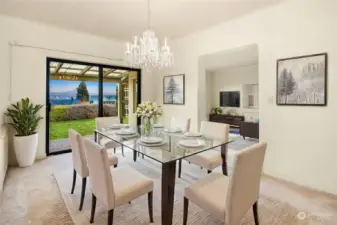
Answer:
209, 64, 259, 120
156, 0, 337, 194
0, 14, 155, 164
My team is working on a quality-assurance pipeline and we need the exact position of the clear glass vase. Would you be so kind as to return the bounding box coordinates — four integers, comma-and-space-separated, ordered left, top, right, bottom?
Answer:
142, 117, 153, 137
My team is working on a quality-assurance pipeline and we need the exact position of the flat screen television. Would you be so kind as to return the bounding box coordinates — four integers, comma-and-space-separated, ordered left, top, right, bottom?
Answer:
219, 91, 240, 107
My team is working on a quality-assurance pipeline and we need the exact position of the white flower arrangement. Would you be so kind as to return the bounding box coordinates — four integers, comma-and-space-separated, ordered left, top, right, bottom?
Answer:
135, 101, 163, 119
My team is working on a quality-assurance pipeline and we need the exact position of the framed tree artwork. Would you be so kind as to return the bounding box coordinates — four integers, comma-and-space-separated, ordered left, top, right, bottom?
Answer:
276, 53, 327, 106
163, 74, 185, 105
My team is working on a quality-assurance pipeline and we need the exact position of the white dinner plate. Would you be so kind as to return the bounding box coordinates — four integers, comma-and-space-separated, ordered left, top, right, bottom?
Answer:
184, 132, 202, 137
109, 124, 128, 129
140, 137, 163, 144
138, 141, 166, 147
163, 128, 181, 133
178, 139, 205, 148
116, 129, 136, 135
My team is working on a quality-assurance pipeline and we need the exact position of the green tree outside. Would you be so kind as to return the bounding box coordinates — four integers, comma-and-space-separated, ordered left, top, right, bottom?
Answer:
76, 81, 89, 102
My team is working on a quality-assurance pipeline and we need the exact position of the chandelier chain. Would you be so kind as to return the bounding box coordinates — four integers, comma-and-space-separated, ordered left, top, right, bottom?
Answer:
147, 0, 151, 29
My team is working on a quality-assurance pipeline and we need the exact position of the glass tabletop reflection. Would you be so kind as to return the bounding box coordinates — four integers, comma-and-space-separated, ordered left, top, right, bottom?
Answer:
94, 126, 232, 164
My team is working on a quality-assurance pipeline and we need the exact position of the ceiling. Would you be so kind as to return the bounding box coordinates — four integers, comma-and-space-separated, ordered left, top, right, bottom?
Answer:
202, 44, 258, 71
0, 0, 283, 41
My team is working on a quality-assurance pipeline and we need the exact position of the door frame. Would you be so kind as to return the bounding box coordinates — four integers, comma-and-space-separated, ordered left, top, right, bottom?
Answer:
46, 57, 141, 156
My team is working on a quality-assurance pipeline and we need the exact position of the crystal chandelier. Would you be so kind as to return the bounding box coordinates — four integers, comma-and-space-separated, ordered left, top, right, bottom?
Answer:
124, 0, 174, 70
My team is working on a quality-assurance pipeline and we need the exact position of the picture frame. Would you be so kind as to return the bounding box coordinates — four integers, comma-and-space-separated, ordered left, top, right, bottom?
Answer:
276, 53, 327, 106
163, 74, 185, 105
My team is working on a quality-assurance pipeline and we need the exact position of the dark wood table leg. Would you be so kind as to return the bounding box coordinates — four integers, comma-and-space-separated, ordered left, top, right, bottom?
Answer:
221, 144, 228, 176
162, 161, 176, 225
133, 150, 137, 162
94, 131, 97, 142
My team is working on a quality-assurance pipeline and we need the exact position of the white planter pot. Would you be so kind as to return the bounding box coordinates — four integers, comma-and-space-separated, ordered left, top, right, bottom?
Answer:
13, 133, 38, 167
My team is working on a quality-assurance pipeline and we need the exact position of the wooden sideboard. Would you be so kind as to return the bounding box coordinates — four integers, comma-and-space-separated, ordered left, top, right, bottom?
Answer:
240, 121, 259, 139
209, 114, 244, 128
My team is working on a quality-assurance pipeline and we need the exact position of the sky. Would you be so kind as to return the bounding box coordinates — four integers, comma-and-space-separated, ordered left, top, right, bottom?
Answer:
50, 80, 117, 95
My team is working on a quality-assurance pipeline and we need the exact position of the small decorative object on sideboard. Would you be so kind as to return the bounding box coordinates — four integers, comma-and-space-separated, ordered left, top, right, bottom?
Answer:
277, 53, 327, 106
210, 107, 222, 115
5, 98, 43, 167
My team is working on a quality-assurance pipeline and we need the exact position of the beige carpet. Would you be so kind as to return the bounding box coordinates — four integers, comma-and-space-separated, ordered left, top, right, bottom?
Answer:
0, 172, 73, 225
54, 153, 332, 225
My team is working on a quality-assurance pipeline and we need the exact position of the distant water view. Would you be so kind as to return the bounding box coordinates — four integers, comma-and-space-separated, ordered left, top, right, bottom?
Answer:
50, 94, 116, 106
50, 80, 117, 106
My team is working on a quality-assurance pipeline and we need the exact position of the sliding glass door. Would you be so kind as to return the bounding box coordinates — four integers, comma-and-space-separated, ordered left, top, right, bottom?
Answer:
46, 58, 141, 155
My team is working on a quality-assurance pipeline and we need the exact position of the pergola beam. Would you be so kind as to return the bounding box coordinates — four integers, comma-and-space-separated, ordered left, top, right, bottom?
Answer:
104, 69, 115, 77
80, 66, 92, 75
54, 63, 63, 73
50, 74, 120, 83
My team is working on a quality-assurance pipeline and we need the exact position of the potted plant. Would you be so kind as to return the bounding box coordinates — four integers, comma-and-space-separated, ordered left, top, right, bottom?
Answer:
211, 107, 222, 115
5, 98, 43, 167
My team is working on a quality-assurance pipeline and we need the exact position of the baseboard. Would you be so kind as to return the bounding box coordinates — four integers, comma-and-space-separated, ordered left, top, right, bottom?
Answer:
263, 172, 337, 200
0, 170, 6, 204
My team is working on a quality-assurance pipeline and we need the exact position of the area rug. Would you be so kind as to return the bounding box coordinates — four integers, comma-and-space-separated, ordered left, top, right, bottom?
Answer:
0, 172, 74, 225
54, 152, 331, 225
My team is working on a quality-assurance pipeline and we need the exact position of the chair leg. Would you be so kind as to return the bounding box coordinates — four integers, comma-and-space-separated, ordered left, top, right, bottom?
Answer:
121, 145, 125, 157
207, 170, 212, 174
113, 148, 116, 153
114, 164, 118, 168
253, 201, 259, 225
79, 177, 87, 211
148, 191, 154, 223
178, 159, 182, 178
71, 169, 76, 194
107, 209, 114, 225
90, 194, 97, 223
183, 197, 189, 225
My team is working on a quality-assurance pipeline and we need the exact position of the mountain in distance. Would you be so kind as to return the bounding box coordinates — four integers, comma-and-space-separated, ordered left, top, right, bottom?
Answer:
50, 89, 116, 96
50, 89, 77, 96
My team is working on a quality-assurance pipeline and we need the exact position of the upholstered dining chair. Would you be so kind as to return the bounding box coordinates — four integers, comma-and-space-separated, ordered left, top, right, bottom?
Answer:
170, 117, 191, 132
68, 129, 118, 211
95, 116, 124, 156
83, 138, 154, 225
178, 121, 229, 178
183, 142, 267, 225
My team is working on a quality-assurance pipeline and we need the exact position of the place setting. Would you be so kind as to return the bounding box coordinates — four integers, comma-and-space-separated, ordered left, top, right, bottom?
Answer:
137, 136, 167, 147
163, 127, 182, 134
108, 123, 129, 129
115, 127, 138, 137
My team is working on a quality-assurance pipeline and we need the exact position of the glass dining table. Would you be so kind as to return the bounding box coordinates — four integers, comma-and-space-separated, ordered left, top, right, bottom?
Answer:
94, 126, 233, 225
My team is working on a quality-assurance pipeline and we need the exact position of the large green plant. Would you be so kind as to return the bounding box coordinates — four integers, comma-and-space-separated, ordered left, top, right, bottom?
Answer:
5, 98, 43, 136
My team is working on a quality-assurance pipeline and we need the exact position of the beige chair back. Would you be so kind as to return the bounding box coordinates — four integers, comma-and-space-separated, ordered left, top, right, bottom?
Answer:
170, 117, 191, 132
83, 138, 115, 209
96, 116, 120, 142
68, 129, 89, 178
200, 121, 229, 142
96, 116, 120, 129
225, 142, 267, 225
